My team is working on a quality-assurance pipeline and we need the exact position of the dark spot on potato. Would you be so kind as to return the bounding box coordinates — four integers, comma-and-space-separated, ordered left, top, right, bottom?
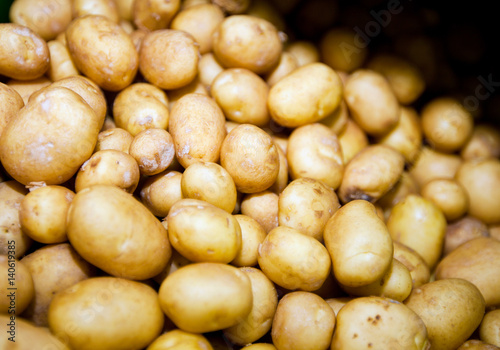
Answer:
367, 317, 372, 322
375, 314, 381, 321
353, 333, 358, 339
346, 189, 374, 203
314, 210, 323, 218
368, 343, 372, 348
313, 187, 323, 195
90, 157, 101, 168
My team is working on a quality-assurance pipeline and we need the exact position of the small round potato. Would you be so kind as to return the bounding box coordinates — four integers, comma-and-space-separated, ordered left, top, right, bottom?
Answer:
324, 200, 393, 288
443, 216, 490, 256
285, 40, 320, 67
240, 191, 279, 233
113, 83, 169, 136
168, 93, 226, 168
393, 241, 430, 288
338, 118, 369, 164
211, 68, 270, 126
220, 124, 280, 193
72, 0, 120, 22
278, 177, 340, 241
181, 161, 237, 213
223, 267, 278, 345
331, 296, 429, 350
133, 0, 180, 30
231, 215, 267, 267
409, 147, 462, 188
19, 185, 75, 243
272, 291, 335, 350
268, 63, 343, 128
139, 29, 199, 90
265, 51, 298, 87
67, 185, 172, 280
198, 52, 225, 89
461, 124, 500, 161
0, 256, 34, 315
46, 40, 79, 81
158, 262, 253, 333
75, 150, 140, 193
140, 170, 183, 217
480, 309, 500, 347
94, 128, 134, 154
167, 199, 242, 263
129, 128, 175, 176
338, 144, 405, 203
320, 27, 367, 72
48, 277, 164, 350
421, 178, 468, 221
147, 329, 214, 350
21, 243, 95, 326
286, 123, 344, 189
0, 83, 24, 139
257, 226, 331, 292
0, 23, 50, 80
212, 15, 282, 74
344, 69, 400, 136
66, 15, 138, 91
404, 278, 485, 350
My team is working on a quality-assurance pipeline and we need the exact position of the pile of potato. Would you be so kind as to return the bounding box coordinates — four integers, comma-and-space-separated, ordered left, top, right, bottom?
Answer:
1, 0, 500, 349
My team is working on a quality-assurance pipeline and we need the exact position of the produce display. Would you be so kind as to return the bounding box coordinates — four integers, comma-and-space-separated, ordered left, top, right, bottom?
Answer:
1, 0, 500, 349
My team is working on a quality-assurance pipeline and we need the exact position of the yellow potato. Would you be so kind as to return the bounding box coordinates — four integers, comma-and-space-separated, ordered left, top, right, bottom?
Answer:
405, 278, 485, 350
444, 216, 490, 256
133, 0, 180, 30
231, 215, 267, 267
243, 345, 277, 350
331, 296, 429, 350
240, 191, 279, 233
7, 76, 51, 105
246, 0, 285, 31
387, 194, 447, 269
140, 170, 183, 217
268, 63, 343, 128
257, 226, 331, 292
480, 309, 500, 347
0, 23, 50, 80
159, 262, 253, 333
461, 124, 500, 161
94, 127, 134, 154
409, 146, 462, 188
378, 171, 419, 215
213, 0, 250, 13
166, 199, 242, 263
48, 277, 164, 350
325, 297, 352, 316
0, 82, 24, 142
0, 256, 34, 315
265, 51, 299, 87
147, 329, 214, 350
198, 52, 225, 89
268, 143, 288, 194
457, 340, 500, 350
129, 128, 175, 176
115, 0, 134, 21
319, 100, 349, 136
67, 185, 171, 280
72, 0, 120, 22
167, 77, 208, 111
285, 40, 319, 67
338, 118, 369, 164
392, 241, 430, 288
46, 40, 79, 81
320, 27, 367, 72
421, 178, 469, 221
324, 200, 393, 287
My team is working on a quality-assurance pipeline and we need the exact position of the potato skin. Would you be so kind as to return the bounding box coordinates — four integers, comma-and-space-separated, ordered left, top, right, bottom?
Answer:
67, 185, 171, 280
66, 15, 138, 91
48, 277, 164, 350
147, 330, 214, 350
134, 0, 180, 31
480, 309, 500, 347
0, 256, 34, 315
0, 86, 101, 185
393, 241, 430, 288
0, 23, 50, 80
0, 82, 24, 139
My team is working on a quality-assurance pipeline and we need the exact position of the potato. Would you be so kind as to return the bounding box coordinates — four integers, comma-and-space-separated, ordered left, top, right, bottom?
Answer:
387, 194, 446, 269
140, 170, 183, 217
95, 127, 134, 154
326, 297, 353, 316
444, 216, 489, 255
170, 3, 224, 54
46, 40, 79, 81
409, 146, 462, 188
420, 177, 468, 221
75, 150, 140, 193
457, 340, 500, 350
324, 200, 393, 287
198, 52, 225, 89
223, 267, 278, 345
272, 291, 335, 350
19, 185, 74, 243
167, 77, 209, 111
67, 185, 171, 280
147, 329, 214, 350
287, 123, 344, 189
392, 241, 430, 288
169, 93, 226, 168
268, 143, 288, 194
21, 243, 95, 326
461, 124, 500, 161
265, 51, 298, 87
278, 177, 340, 241
378, 171, 419, 214
66, 15, 138, 91
0, 181, 32, 258
241, 191, 279, 233
367, 54, 425, 105
435, 237, 500, 307
285, 41, 319, 67
338, 118, 369, 164
404, 278, 485, 350
139, 29, 199, 90
0, 86, 102, 185
244, 345, 277, 350
133, 0, 180, 30
0, 314, 69, 349
338, 145, 405, 203
268, 63, 343, 128
48, 277, 164, 350
231, 215, 267, 267
159, 262, 253, 333
376, 106, 422, 164
7, 76, 51, 104
166, 199, 242, 263
9, 0, 72, 40
181, 161, 237, 213
212, 15, 282, 74
0, 256, 34, 315
0, 83, 24, 140
72, 0, 120, 22
0, 23, 50, 80
339, 259, 413, 302
320, 27, 367, 72
211, 68, 270, 126
319, 100, 349, 136
344, 69, 400, 136
246, 0, 285, 31
257, 226, 331, 292
421, 97, 474, 153
456, 158, 500, 224
480, 309, 500, 347
116, 0, 134, 21
331, 296, 429, 350
129, 128, 175, 176
221, 124, 279, 193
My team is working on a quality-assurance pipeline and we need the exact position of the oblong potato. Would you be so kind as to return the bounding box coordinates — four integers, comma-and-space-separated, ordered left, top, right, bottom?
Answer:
67, 185, 171, 280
